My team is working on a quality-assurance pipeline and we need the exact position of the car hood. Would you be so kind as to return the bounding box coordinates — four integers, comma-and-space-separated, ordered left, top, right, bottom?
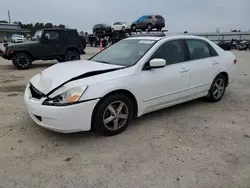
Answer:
8, 41, 39, 48
30, 60, 124, 95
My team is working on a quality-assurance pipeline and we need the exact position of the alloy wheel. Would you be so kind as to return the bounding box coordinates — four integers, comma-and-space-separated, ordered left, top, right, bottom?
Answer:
17, 56, 29, 67
69, 54, 78, 61
103, 101, 129, 131
212, 78, 225, 99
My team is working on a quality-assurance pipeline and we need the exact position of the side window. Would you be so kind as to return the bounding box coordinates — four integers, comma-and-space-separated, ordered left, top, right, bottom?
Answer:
151, 40, 185, 65
186, 39, 212, 60
155, 15, 164, 20
148, 15, 153, 19
44, 31, 59, 41
67, 31, 73, 37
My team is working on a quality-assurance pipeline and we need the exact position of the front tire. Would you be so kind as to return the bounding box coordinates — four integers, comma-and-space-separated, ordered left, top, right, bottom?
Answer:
131, 25, 136, 31
207, 74, 226, 102
65, 50, 80, 62
92, 94, 133, 136
12, 53, 32, 69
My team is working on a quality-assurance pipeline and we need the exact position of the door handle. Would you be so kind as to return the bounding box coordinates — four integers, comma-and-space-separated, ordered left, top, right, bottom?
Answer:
212, 60, 219, 65
180, 68, 189, 73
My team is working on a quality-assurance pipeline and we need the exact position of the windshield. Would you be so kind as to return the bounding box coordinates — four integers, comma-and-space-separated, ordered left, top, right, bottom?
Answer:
32, 30, 43, 40
90, 39, 157, 67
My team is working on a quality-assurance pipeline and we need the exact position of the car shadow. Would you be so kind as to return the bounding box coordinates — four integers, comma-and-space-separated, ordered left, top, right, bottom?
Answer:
31, 98, 207, 143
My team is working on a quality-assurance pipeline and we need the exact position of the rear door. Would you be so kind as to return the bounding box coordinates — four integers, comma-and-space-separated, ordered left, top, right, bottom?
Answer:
185, 39, 221, 96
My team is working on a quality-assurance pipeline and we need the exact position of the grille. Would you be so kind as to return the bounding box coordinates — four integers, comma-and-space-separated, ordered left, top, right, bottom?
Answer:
29, 84, 44, 99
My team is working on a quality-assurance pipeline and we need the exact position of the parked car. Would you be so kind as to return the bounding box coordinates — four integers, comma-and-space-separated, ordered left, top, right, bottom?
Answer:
93, 24, 112, 35
218, 41, 231, 51
11, 34, 26, 43
24, 35, 236, 136
88, 34, 99, 47
131, 14, 165, 31
111, 22, 131, 32
236, 41, 249, 51
2, 28, 85, 69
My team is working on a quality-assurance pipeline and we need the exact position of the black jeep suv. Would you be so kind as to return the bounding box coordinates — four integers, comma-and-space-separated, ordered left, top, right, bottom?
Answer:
2, 28, 86, 69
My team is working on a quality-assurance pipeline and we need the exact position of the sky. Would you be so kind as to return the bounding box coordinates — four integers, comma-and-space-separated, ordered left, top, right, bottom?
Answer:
0, 0, 249, 33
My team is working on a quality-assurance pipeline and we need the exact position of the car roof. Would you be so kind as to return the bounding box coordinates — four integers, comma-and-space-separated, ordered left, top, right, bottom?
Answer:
125, 34, 209, 41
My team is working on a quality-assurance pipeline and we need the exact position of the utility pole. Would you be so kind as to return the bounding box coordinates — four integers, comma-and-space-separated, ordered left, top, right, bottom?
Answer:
8, 10, 11, 23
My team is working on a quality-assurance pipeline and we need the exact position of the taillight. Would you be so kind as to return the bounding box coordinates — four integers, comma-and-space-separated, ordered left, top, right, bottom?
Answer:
234, 59, 237, 64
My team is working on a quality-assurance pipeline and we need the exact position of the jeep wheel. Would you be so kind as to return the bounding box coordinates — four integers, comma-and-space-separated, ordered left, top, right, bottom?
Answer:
12, 53, 32, 69
65, 51, 80, 61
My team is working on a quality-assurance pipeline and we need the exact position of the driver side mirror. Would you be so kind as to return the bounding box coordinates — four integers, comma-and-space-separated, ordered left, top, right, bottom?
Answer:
149, 58, 166, 69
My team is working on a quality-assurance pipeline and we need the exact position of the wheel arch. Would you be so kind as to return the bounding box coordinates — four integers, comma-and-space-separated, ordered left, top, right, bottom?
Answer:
91, 89, 139, 127
66, 46, 80, 54
13, 51, 34, 60
218, 71, 229, 87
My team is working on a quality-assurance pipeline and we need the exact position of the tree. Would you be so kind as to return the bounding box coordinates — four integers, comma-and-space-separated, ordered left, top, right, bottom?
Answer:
44, 23, 53, 28
184, 31, 188, 34
58, 24, 65, 28
15, 21, 68, 35
0, 20, 8, 23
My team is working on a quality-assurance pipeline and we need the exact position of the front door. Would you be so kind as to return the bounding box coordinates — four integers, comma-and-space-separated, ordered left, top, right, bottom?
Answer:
185, 39, 221, 96
139, 39, 190, 114
41, 31, 61, 58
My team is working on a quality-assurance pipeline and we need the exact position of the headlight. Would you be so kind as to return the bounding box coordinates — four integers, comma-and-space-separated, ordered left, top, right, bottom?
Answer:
43, 86, 88, 106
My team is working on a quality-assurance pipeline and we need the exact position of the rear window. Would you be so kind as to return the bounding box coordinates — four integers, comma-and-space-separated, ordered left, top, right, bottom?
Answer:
93, 24, 101, 28
156, 15, 164, 20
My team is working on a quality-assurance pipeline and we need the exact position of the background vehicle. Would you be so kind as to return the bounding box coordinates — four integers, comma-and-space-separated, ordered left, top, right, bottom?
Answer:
111, 22, 131, 32
236, 41, 249, 51
218, 41, 231, 51
131, 14, 165, 31
2, 28, 85, 69
88, 34, 99, 47
11, 34, 26, 43
24, 35, 236, 136
93, 24, 112, 35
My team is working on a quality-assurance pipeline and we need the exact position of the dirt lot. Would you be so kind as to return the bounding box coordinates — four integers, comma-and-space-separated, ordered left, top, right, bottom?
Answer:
0, 49, 250, 188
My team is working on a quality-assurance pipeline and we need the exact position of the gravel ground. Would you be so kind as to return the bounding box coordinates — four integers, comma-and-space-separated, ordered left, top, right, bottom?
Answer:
0, 48, 250, 188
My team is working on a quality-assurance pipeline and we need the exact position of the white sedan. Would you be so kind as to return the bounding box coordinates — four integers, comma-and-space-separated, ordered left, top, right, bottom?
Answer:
11, 34, 26, 43
24, 35, 237, 136
111, 22, 131, 32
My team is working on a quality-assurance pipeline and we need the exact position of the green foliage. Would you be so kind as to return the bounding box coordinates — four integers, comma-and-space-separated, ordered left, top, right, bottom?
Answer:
13, 21, 66, 35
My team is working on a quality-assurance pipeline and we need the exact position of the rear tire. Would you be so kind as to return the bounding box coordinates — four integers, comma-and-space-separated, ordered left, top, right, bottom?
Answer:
65, 50, 80, 62
12, 53, 32, 70
92, 93, 133, 136
147, 23, 152, 31
206, 74, 226, 102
